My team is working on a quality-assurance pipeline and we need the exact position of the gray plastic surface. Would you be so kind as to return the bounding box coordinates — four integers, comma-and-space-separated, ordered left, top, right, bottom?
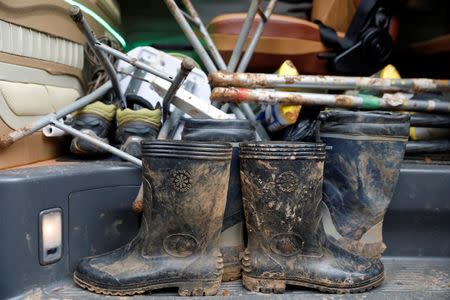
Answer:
384, 163, 450, 257
69, 186, 141, 271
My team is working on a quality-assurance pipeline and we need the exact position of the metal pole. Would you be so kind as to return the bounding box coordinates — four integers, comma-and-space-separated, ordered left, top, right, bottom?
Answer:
406, 140, 450, 153
227, 0, 261, 72
230, 104, 247, 119
220, 103, 230, 112
152, 77, 232, 119
162, 57, 196, 121
164, 0, 217, 73
95, 42, 174, 82
70, 6, 126, 109
181, 0, 227, 70
209, 72, 450, 93
52, 120, 142, 167
226, 0, 274, 138
236, 0, 277, 72
410, 114, 450, 128
163, 0, 270, 140
211, 87, 450, 114
163, 1, 249, 116
0, 81, 112, 149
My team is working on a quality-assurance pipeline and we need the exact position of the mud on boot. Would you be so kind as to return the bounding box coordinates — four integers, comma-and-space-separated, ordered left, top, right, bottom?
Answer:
182, 118, 257, 281
70, 101, 116, 155
73, 140, 232, 296
319, 110, 410, 259
239, 142, 385, 294
116, 106, 161, 158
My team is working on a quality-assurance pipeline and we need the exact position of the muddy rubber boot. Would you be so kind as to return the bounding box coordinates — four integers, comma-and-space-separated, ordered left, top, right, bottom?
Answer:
70, 101, 116, 155
73, 140, 232, 296
239, 142, 384, 294
116, 106, 161, 158
182, 118, 256, 281
319, 110, 410, 259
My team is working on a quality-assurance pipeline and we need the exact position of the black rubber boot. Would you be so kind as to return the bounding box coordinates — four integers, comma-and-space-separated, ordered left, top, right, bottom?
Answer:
182, 118, 256, 281
239, 142, 384, 294
73, 140, 232, 296
319, 110, 410, 259
115, 97, 162, 158
70, 101, 116, 155
116, 119, 160, 157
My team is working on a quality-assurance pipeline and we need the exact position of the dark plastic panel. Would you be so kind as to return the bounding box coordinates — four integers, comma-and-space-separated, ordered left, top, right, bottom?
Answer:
69, 186, 140, 270
0, 162, 141, 299
384, 163, 450, 257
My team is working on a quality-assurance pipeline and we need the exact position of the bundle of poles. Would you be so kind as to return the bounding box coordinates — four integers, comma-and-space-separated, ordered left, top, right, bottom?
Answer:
164, 0, 279, 141
165, 0, 449, 153
208, 72, 450, 154
208, 72, 450, 114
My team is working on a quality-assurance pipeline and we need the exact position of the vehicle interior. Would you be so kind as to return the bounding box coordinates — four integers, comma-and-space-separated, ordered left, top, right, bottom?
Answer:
0, 0, 449, 299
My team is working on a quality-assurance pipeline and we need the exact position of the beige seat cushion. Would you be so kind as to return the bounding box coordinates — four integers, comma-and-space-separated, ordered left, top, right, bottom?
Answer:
0, 61, 82, 130
0, 82, 80, 115
0, 80, 81, 129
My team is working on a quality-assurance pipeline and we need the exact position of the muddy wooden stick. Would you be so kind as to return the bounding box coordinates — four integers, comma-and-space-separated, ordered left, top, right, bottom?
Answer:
211, 87, 450, 114
162, 57, 195, 122
209, 72, 450, 93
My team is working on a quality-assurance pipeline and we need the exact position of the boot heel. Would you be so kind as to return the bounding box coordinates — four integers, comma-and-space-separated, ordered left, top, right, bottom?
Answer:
242, 274, 286, 294
177, 280, 221, 296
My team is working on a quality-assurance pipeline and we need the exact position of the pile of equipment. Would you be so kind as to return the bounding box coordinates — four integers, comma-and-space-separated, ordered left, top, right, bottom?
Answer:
0, 0, 448, 297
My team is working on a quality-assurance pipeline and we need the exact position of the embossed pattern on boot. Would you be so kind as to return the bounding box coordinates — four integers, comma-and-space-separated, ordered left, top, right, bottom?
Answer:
73, 141, 232, 296
239, 142, 385, 294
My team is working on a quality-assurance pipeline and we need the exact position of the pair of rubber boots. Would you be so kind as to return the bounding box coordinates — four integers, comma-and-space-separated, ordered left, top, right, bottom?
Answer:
73, 110, 409, 295
70, 101, 161, 158
180, 110, 410, 284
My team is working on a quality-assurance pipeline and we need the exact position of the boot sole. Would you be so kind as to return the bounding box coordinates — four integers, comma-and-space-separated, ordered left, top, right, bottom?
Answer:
242, 272, 384, 294
73, 272, 221, 296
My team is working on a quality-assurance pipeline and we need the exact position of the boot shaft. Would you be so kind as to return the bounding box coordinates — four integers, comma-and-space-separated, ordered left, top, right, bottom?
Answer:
238, 141, 385, 294
239, 142, 326, 256
182, 118, 256, 142
181, 118, 256, 231
181, 119, 257, 281
73, 140, 232, 296
141, 140, 232, 257
319, 109, 410, 257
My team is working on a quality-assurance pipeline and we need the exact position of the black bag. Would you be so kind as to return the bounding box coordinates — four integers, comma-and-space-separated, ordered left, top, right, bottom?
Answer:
315, 0, 395, 75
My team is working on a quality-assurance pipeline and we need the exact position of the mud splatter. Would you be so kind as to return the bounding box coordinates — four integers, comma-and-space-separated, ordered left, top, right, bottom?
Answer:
0, 134, 13, 149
